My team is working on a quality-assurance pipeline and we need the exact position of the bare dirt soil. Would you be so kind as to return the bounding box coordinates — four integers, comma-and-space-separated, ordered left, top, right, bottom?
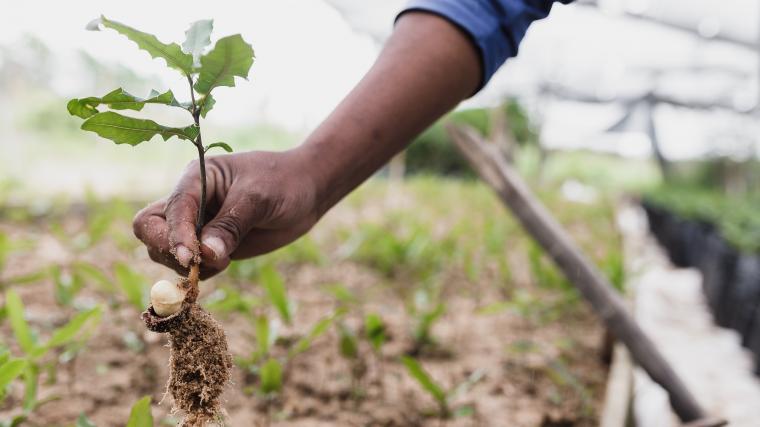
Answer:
0, 187, 610, 427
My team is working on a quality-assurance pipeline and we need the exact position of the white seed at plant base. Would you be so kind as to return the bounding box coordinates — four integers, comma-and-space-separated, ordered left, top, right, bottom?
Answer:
151, 279, 187, 317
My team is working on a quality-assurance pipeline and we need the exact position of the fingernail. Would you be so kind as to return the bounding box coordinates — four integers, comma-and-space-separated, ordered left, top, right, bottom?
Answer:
174, 245, 193, 267
202, 236, 226, 260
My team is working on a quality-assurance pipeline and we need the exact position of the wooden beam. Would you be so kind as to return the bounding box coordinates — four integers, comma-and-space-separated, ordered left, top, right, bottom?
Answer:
447, 124, 715, 423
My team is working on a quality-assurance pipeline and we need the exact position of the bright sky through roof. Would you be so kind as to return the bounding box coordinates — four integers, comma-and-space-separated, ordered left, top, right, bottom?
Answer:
0, 0, 380, 131
2, 0, 758, 159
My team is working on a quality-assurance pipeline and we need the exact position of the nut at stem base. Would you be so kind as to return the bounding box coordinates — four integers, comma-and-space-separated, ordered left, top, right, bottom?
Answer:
150, 279, 187, 317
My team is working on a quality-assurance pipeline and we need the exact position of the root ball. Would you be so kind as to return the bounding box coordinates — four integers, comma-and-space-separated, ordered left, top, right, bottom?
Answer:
142, 303, 232, 425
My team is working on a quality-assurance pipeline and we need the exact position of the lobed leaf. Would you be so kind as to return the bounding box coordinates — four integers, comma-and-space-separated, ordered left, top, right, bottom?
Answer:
66, 99, 99, 120
81, 112, 198, 146
95, 16, 193, 75
125, 396, 153, 427
200, 93, 215, 118
67, 88, 184, 119
183, 19, 214, 68
194, 34, 254, 95
205, 142, 232, 153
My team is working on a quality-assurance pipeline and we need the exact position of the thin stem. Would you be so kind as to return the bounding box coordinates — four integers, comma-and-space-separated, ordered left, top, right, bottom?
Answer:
195, 142, 206, 237
187, 75, 206, 245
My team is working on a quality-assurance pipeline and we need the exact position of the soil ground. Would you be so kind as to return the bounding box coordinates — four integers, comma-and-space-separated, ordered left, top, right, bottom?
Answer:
0, 183, 610, 426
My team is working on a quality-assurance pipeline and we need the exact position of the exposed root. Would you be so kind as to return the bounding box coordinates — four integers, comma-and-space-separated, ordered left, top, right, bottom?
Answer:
142, 264, 232, 426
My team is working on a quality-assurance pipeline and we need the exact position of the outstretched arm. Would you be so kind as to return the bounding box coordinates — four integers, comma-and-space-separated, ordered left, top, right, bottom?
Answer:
133, 1, 567, 278
301, 12, 481, 216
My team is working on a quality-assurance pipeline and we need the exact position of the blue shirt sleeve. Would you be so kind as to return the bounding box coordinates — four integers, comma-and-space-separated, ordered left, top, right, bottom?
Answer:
397, 0, 572, 92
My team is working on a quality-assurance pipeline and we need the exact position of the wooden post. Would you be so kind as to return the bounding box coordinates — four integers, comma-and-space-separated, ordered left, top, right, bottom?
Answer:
447, 124, 716, 424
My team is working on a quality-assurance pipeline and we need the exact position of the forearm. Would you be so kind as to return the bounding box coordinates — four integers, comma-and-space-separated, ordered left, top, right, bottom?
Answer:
299, 12, 481, 216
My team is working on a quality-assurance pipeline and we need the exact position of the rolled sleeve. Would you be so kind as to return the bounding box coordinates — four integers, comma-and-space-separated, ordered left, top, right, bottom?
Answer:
397, 0, 572, 91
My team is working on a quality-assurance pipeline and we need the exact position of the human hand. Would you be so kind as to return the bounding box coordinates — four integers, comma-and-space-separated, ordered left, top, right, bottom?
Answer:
133, 148, 319, 279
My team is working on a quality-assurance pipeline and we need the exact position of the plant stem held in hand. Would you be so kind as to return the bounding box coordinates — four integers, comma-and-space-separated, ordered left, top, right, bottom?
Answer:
66, 16, 254, 425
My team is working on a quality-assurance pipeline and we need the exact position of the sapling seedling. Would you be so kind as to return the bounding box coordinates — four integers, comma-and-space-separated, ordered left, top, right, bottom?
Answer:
4, 290, 101, 417
400, 356, 484, 420
364, 312, 388, 393
67, 16, 255, 426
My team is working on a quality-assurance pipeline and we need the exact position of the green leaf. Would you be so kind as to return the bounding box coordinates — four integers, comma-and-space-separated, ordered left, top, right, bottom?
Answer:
96, 16, 193, 75
125, 396, 153, 427
322, 283, 357, 305
194, 34, 254, 95
0, 359, 27, 390
364, 313, 386, 352
450, 369, 485, 401
22, 364, 37, 411
0, 231, 8, 273
260, 265, 291, 324
114, 263, 148, 311
400, 356, 447, 405
200, 94, 215, 118
81, 112, 198, 146
67, 88, 183, 119
72, 262, 114, 293
182, 19, 214, 68
66, 99, 99, 119
259, 358, 282, 395
76, 414, 97, 427
205, 142, 232, 153
254, 315, 271, 359
0, 414, 27, 427
46, 307, 102, 349
5, 290, 36, 355
289, 312, 337, 358
414, 303, 445, 345
337, 323, 358, 359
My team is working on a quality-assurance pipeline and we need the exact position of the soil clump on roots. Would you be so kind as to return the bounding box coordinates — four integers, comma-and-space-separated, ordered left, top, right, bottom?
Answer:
142, 267, 232, 426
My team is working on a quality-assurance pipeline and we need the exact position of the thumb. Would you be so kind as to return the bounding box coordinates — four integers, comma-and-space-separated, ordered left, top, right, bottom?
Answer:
199, 193, 259, 262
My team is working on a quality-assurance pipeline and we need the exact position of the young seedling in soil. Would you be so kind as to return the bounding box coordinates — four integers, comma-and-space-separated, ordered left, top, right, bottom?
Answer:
400, 356, 484, 421
337, 321, 368, 399
409, 288, 447, 357
67, 16, 254, 425
4, 290, 102, 419
363, 312, 388, 393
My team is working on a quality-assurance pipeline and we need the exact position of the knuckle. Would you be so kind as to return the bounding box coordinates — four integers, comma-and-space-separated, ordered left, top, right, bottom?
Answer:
132, 211, 146, 239
164, 191, 195, 221
211, 215, 244, 243
244, 187, 281, 222
131, 204, 156, 240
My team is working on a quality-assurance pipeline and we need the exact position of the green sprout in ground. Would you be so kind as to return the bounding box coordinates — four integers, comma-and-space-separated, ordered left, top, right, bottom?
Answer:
66, 16, 254, 426
401, 356, 484, 420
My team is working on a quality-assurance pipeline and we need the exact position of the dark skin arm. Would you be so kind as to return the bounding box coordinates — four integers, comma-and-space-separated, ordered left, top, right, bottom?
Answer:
133, 12, 481, 278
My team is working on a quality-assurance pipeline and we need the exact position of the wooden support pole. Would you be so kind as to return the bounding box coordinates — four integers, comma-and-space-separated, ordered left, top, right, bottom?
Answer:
447, 124, 716, 424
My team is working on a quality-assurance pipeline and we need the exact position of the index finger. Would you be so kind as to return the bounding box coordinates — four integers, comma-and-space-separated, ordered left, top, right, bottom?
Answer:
133, 199, 228, 279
